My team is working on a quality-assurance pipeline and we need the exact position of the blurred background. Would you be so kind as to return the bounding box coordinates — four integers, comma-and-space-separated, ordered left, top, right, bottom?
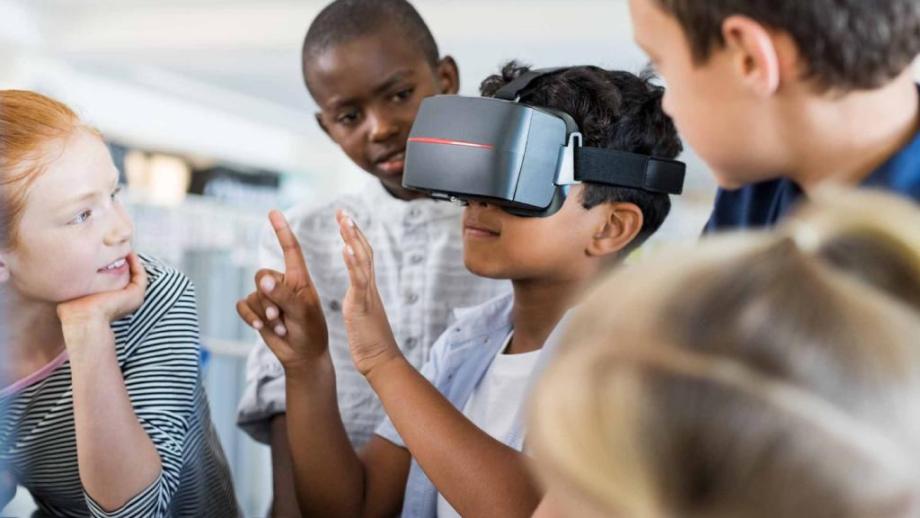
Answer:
2, 1, 915, 516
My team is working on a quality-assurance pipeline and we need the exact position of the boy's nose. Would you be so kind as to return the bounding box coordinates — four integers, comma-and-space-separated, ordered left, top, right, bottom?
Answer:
464, 201, 494, 216
368, 111, 400, 143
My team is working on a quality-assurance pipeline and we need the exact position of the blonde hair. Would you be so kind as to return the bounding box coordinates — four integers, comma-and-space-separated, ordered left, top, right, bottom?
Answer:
530, 188, 920, 518
0, 90, 100, 248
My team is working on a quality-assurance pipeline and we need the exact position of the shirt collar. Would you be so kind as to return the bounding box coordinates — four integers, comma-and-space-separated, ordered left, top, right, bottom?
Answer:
450, 292, 516, 342
864, 123, 920, 194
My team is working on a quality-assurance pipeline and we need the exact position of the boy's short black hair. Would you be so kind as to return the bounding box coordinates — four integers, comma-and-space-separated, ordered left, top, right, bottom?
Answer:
480, 62, 683, 254
654, 0, 920, 91
302, 0, 440, 84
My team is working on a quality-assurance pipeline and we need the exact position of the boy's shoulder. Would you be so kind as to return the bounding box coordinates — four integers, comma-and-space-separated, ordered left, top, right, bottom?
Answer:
864, 123, 920, 200
706, 123, 920, 233
704, 179, 801, 232
112, 255, 200, 361
114, 254, 196, 338
414, 292, 515, 392
439, 292, 516, 347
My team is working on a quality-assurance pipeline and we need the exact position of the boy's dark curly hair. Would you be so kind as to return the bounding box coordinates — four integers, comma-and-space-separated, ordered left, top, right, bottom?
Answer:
480, 62, 683, 253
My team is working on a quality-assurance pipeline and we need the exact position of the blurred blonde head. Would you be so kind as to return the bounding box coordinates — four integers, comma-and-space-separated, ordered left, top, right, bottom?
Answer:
530, 188, 920, 518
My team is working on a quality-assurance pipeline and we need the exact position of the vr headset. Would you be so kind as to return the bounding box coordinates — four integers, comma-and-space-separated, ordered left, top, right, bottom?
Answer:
402, 68, 686, 217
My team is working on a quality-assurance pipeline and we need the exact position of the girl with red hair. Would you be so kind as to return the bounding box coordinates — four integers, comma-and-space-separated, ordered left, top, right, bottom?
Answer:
0, 90, 238, 517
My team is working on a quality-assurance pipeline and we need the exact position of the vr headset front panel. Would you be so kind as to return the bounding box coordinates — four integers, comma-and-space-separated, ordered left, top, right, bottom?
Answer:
404, 96, 567, 212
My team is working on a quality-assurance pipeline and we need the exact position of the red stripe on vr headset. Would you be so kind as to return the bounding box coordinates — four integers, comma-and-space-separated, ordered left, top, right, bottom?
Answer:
407, 137, 494, 150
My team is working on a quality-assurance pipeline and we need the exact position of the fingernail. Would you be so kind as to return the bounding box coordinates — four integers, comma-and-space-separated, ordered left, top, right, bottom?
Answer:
260, 276, 275, 293
347, 217, 356, 228
274, 324, 287, 336
346, 245, 356, 256
252, 320, 263, 330
265, 306, 278, 320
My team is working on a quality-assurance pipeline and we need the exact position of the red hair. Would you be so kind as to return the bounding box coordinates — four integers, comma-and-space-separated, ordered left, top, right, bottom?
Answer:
0, 90, 98, 248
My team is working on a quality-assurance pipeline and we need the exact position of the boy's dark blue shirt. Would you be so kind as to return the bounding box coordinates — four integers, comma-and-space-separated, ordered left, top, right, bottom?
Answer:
704, 94, 920, 233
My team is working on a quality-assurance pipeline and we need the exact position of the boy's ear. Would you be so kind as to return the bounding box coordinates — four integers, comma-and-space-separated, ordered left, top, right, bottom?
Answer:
721, 15, 781, 97
436, 55, 460, 95
587, 203, 644, 258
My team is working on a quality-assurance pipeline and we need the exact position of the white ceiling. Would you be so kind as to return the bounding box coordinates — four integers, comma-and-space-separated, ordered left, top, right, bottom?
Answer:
0, 0, 728, 200
4, 0, 643, 130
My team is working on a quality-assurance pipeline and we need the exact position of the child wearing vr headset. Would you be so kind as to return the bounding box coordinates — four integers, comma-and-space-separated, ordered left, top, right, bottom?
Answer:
236, 62, 685, 517
627, 0, 920, 230
235, 1, 506, 514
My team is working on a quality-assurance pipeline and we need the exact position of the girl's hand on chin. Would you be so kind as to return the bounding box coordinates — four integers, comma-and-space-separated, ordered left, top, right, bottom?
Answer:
56, 253, 148, 327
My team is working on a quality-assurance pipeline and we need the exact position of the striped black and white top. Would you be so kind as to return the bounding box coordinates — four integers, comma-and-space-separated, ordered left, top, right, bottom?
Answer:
0, 255, 239, 517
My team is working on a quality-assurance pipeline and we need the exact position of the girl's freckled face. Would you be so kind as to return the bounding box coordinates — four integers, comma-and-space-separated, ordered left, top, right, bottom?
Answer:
3, 130, 134, 303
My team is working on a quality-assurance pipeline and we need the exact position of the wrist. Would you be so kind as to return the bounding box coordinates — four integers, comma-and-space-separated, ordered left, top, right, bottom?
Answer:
61, 318, 114, 356
61, 315, 110, 335
364, 352, 410, 389
58, 310, 110, 330
282, 352, 334, 381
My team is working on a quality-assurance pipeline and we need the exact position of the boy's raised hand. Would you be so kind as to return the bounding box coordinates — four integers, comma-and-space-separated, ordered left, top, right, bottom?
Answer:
336, 210, 403, 378
237, 210, 329, 369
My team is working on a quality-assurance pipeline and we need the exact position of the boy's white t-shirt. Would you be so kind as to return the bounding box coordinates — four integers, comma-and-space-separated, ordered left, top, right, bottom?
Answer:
436, 332, 541, 518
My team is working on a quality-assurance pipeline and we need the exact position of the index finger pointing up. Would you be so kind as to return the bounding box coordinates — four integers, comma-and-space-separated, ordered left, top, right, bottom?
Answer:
269, 210, 311, 287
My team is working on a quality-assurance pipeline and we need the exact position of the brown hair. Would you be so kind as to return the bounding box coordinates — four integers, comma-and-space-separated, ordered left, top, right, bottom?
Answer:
530, 188, 920, 518
654, 0, 920, 91
0, 90, 96, 248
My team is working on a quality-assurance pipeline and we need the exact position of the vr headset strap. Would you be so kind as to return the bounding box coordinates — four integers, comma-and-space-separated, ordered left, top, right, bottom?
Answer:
492, 67, 687, 196
493, 68, 566, 100
574, 147, 686, 195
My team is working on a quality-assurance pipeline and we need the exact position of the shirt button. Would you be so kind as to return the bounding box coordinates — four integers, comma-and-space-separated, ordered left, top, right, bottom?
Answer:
328, 300, 341, 312
409, 207, 421, 219
405, 337, 419, 349
410, 253, 425, 265
405, 292, 419, 304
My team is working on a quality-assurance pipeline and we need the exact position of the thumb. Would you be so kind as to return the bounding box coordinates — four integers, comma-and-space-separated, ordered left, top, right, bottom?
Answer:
258, 271, 310, 314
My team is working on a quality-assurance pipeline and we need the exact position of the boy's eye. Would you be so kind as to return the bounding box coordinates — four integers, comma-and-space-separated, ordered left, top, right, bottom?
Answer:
336, 110, 360, 126
391, 88, 414, 102
70, 210, 92, 225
